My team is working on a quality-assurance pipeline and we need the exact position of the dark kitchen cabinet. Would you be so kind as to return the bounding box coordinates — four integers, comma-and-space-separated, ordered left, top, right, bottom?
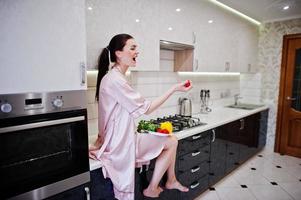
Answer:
177, 130, 211, 200
135, 130, 211, 200
46, 183, 90, 200
135, 110, 268, 199
209, 128, 227, 185
221, 120, 241, 173
48, 167, 117, 200
209, 109, 268, 186
238, 114, 260, 163
257, 109, 269, 149
90, 168, 116, 200
222, 114, 260, 173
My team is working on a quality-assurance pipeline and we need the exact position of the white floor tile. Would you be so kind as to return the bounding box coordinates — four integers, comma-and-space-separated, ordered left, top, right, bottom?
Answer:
195, 150, 301, 200
214, 176, 240, 189
232, 170, 271, 185
279, 182, 301, 200
195, 190, 220, 200
284, 166, 301, 179
216, 188, 256, 200
249, 185, 294, 200
267, 155, 301, 168
261, 167, 299, 183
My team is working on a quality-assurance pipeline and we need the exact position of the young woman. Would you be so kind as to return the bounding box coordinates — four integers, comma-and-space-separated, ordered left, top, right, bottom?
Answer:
89, 34, 191, 200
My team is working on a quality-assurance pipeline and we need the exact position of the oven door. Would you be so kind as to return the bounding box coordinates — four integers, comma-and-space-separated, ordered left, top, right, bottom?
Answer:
0, 109, 90, 200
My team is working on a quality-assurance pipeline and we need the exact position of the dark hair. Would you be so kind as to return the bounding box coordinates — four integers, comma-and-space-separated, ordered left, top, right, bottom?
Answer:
95, 33, 133, 101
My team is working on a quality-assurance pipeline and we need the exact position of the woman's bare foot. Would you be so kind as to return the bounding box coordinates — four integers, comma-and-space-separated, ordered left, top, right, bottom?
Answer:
143, 186, 163, 198
165, 180, 189, 192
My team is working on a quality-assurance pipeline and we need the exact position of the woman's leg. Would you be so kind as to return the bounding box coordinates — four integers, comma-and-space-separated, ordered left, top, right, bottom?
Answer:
143, 135, 188, 198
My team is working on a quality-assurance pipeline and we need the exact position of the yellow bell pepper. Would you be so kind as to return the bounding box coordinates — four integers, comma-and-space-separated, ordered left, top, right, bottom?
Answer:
160, 121, 173, 133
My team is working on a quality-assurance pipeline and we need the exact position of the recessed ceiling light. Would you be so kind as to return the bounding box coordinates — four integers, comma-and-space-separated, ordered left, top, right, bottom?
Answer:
208, 20, 214, 23
168, 27, 173, 31
162, 41, 170, 44
283, 5, 289, 10
87, 6, 93, 10
135, 19, 140, 23
176, 8, 181, 12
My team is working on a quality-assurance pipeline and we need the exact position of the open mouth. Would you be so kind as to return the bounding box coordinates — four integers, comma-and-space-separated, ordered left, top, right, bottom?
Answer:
133, 57, 136, 62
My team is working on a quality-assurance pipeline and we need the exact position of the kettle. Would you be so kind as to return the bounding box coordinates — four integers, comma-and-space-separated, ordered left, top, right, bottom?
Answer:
179, 97, 192, 117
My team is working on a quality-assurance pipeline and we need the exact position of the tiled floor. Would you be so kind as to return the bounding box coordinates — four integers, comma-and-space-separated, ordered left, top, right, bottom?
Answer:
195, 148, 301, 200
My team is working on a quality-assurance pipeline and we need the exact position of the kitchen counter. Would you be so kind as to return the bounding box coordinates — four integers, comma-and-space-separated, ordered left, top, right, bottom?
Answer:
89, 105, 269, 171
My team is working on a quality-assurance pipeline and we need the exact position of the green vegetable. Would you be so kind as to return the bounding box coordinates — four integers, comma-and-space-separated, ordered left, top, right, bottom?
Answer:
137, 120, 159, 133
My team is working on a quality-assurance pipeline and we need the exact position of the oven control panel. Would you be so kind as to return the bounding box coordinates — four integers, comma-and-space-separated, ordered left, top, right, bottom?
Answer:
0, 90, 86, 118
52, 97, 64, 108
1, 102, 12, 113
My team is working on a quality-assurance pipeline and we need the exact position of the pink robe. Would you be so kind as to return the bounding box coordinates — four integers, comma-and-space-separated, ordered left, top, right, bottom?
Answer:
90, 68, 168, 200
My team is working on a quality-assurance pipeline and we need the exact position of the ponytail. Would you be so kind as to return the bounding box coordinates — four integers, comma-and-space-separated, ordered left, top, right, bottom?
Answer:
95, 34, 134, 101
95, 48, 110, 101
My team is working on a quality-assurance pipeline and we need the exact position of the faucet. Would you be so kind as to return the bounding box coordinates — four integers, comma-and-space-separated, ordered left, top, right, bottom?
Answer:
234, 94, 242, 105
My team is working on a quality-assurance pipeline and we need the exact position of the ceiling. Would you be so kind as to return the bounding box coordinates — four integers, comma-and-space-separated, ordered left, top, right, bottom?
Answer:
216, 0, 301, 22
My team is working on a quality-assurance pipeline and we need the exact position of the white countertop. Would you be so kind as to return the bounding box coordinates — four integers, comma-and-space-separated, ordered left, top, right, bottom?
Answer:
89, 105, 269, 171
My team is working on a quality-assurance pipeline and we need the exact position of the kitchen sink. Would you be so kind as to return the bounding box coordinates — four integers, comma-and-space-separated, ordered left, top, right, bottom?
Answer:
226, 103, 264, 110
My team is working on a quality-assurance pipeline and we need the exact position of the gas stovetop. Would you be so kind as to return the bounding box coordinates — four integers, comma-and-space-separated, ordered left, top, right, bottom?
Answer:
150, 114, 206, 132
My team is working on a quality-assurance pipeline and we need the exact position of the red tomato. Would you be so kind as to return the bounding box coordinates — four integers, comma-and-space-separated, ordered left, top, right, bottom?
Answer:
160, 129, 169, 134
184, 80, 191, 87
156, 128, 162, 132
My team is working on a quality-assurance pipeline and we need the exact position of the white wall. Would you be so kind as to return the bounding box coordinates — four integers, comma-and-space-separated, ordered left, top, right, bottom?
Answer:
0, 0, 87, 94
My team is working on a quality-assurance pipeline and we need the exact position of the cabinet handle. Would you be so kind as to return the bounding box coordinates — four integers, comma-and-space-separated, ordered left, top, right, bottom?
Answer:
212, 129, 216, 142
192, 31, 196, 44
191, 166, 201, 173
84, 187, 90, 200
240, 119, 244, 130
190, 182, 200, 189
80, 62, 86, 85
194, 59, 199, 71
225, 62, 230, 72
191, 151, 201, 157
248, 64, 252, 72
192, 135, 201, 140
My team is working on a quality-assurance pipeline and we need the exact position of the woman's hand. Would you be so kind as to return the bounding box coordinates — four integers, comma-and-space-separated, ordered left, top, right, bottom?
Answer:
145, 80, 192, 115
174, 80, 193, 92
90, 136, 103, 150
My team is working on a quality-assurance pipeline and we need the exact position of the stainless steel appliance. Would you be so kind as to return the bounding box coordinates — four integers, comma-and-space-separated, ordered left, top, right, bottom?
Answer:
151, 114, 206, 132
179, 97, 192, 117
0, 90, 90, 200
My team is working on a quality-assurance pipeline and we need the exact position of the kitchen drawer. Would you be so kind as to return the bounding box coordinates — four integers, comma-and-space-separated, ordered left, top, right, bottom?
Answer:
178, 131, 211, 157
178, 145, 210, 172
178, 160, 209, 186
180, 174, 209, 200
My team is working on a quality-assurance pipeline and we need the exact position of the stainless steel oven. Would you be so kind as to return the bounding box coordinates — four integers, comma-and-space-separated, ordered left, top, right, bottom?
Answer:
0, 90, 90, 200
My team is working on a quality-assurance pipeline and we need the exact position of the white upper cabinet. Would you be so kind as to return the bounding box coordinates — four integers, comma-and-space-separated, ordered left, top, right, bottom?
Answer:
158, 0, 195, 46
86, 0, 160, 71
85, 0, 259, 73
0, 0, 87, 94
193, 2, 258, 73
237, 23, 259, 73
122, 0, 160, 71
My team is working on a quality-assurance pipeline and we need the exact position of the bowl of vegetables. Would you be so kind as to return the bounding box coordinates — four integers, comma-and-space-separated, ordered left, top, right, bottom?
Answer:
137, 120, 173, 136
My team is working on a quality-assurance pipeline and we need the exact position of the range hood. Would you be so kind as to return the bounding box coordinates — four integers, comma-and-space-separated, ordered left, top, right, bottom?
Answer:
160, 40, 194, 50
